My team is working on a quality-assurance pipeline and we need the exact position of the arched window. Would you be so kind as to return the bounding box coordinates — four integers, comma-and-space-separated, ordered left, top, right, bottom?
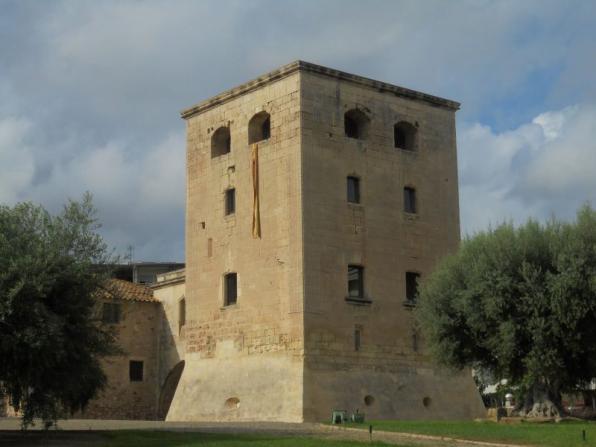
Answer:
248, 111, 271, 144
394, 121, 417, 151
344, 109, 370, 140
211, 127, 231, 158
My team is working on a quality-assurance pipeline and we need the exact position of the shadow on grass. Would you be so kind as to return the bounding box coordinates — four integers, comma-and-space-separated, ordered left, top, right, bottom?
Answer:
103, 430, 393, 447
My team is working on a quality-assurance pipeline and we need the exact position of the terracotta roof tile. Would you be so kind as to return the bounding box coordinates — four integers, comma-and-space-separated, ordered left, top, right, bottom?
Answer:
98, 279, 157, 303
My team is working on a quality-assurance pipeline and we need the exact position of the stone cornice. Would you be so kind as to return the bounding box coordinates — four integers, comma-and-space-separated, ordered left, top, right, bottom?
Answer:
180, 60, 460, 120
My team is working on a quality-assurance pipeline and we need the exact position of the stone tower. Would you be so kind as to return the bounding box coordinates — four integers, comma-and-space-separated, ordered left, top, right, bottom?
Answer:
168, 61, 485, 421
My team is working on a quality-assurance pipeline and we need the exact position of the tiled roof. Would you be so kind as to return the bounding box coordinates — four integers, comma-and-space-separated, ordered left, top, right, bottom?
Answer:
98, 279, 157, 303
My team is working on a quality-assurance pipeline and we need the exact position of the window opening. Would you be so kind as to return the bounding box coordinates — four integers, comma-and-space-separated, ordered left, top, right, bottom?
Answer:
348, 265, 364, 300
347, 176, 360, 204
344, 109, 369, 140
212, 126, 231, 158
224, 273, 237, 306
225, 188, 236, 215
355, 328, 361, 351
394, 121, 417, 150
406, 272, 420, 304
248, 112, 271, 144
404, 187, 417, 213
129, 360, 144, 382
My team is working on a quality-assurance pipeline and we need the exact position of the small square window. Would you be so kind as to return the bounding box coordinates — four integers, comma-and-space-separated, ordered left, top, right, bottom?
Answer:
406, 272, 420, 303
102, 302, 120, 324
224, 273, 237, 306
347, 265, 364, 300
347, 176, 360, 204
129, 360, 144, 382
225, 188, 235, 215
404, 187, 417, 213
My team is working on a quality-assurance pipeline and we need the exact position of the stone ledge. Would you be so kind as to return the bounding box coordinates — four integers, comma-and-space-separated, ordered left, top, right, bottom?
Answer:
181, 61, 460, 120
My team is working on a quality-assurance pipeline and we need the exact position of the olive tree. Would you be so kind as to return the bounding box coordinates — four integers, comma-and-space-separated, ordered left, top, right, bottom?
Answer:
0, 194, 118, 427
416, 205, 596, 417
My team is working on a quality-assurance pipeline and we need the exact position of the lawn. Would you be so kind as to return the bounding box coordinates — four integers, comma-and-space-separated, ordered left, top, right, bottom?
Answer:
345, 419, 596, 447
101, 431, 398, 447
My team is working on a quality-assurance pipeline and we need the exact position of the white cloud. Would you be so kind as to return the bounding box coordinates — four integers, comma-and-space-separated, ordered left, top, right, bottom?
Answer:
459, 104, 596, 235
0, 110, 185, 260
1, 0, 596, 259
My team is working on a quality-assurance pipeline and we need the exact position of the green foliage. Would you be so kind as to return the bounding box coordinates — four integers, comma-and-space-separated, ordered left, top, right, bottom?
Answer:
416, 205, 596, 398
0, 193, 117, 427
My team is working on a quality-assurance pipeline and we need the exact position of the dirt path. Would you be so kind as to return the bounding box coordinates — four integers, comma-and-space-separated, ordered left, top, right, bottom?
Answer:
0, 417, 529, 447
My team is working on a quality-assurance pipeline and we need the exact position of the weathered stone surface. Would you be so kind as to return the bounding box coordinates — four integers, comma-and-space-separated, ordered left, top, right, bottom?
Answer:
81, 299, 162, 420
166, 61, 485, 422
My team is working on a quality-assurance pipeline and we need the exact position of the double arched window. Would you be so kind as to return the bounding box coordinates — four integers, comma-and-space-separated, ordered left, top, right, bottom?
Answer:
210, 111, 272, 158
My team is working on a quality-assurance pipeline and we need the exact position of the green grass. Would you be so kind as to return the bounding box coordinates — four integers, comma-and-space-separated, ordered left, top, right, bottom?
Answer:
345, 419, 596, 447
101, 431, 400, 447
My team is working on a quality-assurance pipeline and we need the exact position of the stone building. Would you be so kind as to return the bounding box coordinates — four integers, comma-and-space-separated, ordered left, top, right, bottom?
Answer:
81, 279, 163, 420
163, 61, 485, 421
3, 61, 484, 422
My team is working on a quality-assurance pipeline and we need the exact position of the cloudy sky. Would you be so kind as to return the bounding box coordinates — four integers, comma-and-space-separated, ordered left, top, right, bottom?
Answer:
1, 0, 595, 262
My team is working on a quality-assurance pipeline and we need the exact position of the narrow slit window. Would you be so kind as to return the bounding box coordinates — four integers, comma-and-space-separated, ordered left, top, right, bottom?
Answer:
224, 273, 237, 306
354, 328, 361, 351
178, 298, 186, 333
404, 187, 417, 214
347, 176, 360, 204
347, 265, 364, 300
406, 272, 420, 304
225, 188, 235, 215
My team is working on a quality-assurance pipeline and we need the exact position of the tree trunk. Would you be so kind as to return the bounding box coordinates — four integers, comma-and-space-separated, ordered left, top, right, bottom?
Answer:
516, 383, 563, 418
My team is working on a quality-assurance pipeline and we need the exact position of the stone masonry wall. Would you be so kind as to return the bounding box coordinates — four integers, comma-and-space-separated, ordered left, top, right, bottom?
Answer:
152, 271, 186, 419
80, 300, 161, 420
299, 70, 485, 421
168, 71, 305, 422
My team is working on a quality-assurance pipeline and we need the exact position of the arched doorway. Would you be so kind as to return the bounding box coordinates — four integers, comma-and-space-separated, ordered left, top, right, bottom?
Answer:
158, 360, 185, 420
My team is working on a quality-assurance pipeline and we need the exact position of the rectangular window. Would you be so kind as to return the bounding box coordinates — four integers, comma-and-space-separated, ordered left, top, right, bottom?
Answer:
129, 360, 144, 382
347, 176, 360, 204
225, 188, 235, 215
354, 327, 361, 351
224, 272, 237, 306
102, 302, 120, 324
406, 272, 421, 303
404, 187, 417, 213
347, 265, 364, 300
